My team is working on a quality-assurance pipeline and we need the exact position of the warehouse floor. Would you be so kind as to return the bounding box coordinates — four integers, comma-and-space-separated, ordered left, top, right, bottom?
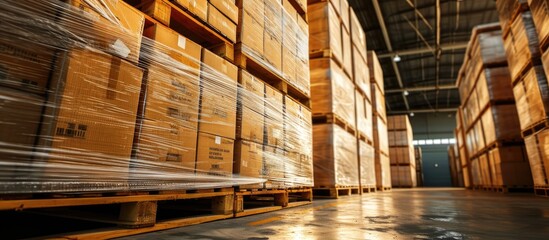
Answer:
118, 188, 549, 240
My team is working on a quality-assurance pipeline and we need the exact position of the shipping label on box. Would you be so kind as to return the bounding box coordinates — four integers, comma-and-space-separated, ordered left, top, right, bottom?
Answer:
196, 132, 234, 176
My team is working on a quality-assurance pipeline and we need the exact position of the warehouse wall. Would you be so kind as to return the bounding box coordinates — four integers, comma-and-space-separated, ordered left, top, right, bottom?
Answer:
409, 113, 455, 187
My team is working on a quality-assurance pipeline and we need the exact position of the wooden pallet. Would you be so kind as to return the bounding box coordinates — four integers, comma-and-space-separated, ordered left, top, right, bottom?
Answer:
376, 186, 392, 192
234, 188, 312, 217
312, 113, 357, 136
534, 186, 549, 197
502, 1, 530, 38
309, 49, 343, 66
361, 186, 377, 194
1, 188, 235, 239
234, 43, 311, 107
357, 132, 373, 146
521, 118, 549, 138
313, 186, 360, 199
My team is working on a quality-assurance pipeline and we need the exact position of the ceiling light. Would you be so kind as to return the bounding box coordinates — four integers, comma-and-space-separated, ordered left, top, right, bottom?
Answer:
393, 53, 401, 62
410, 112, 415, 117
403, 90, 409, 96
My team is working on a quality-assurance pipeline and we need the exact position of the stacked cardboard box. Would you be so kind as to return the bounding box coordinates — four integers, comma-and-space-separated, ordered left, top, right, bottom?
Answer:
414, 147, 424, 187
454, 108, 472, 188
457, 23, 533, 190
309, 0, 376, 192
237, 0, 310, 96
496, 1, 549, 193
387, 115, 416, 188
368, 51, 391, 190
448, 145, 464, 187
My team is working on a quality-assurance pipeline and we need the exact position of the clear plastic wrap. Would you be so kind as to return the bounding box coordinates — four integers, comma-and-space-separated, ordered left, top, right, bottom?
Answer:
238, 0, 310, 97
374, 115, 389, 155
513, 65, 549, 130
524, 129, 549, 186
503, 11, 541, 82
310, 58, 356, 128
367, 51, 384, 93
308, 1, 342, 65
341, 22, 353, 77
313, 124, 359, 187
355, 90, 373, 141
0, 0, 313, 193
350, 7, 366, 61
359, 140, 376, 187
375, 151, 392, 189
353, 45, 371, 100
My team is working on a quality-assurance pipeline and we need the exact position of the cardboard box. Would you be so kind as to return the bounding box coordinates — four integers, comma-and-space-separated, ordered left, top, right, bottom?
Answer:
140, 63, 200, 130
282, 0, 298, 22
143, 24, 202, 70
264, 31, 283, 72
282, 47, 297, 83
238, 8, 264, 57
308, 2, 342, 64
295, 58, 311, 97
62, 0, 145, 63
340, 0, 350, 33
263, 145, 285, 184
236, 106, 265, 143
207, 3, 237, 42
237, 0, 264, 20
265, 85, 284, 147
199, 49, 238, 139
234, 140, 263, 178
350, 7, 366, 59
296, 16, 309, 62
352, 46, 370, 100
310, 58, 356, 128
140, 0, 171, 26
341, 27, 353, 78
39, 50, 143, 181
0, 39, 56, 94
0, 88, 43, 178
367, 51, 384, 91
210, 0, 238, 23
238, 70, 265, 113
173, 0, 208, 21
285, 151, 314, 187
359, 140, 376, 186
355, 90, 373, 141
134, 119, 197, 170
196, 132, 234, 176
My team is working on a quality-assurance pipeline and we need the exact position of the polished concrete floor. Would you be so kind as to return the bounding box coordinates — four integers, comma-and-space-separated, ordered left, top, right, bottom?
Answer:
119, 188, 549, 240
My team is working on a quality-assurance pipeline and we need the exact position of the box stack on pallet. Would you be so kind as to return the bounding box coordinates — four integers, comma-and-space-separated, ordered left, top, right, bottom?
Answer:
387, 115, 416, 188
456, 23, 532, 193
414, 147, 424, 187
495, 0, 549, 197
455, 108, 472, 188
448, 145, 464, 187
308, 0, 375, 199
0, 0, 314, 238
368, 51, 392, 192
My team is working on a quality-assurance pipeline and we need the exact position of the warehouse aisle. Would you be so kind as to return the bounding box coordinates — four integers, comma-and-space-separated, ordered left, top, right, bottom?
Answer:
119, 189, 549, 239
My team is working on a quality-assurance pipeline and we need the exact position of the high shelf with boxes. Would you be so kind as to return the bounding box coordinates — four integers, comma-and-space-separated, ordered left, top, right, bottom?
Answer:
495, 0, 549, 196
309, 0, 375, 198
456, 23, 532, 193
0, 0, 313, 238
414, 147, 424, 187
387, 115, 416, 188
368, 51, 392, 192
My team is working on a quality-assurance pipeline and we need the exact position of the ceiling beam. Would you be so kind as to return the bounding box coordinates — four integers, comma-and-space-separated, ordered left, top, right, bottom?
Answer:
385, 84, 457, 93
372, 0, 410, 111
389, 107, 458, 114
378, 42, 469, 58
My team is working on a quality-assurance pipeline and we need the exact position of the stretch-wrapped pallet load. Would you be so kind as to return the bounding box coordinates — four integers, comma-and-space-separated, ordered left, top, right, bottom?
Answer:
237, 0, 310, 97
387, 115, 416, 188
457, 23, 534, 190
367, 51, 391, 190
502, 11, 541, 82
308, 1, 342, 65
524, 129, 549, 190
528, 0, 549, 47
0, 0, 315, 194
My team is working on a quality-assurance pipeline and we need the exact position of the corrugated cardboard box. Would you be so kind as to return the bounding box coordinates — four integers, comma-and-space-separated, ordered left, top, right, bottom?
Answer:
264, 31, 282, 72
134, 119, 197, 170
237, 106, 265, 143
367, 51, 384, 91
340, 0, 350, 32
356, 90, 373, 141
359, 140, 376, 187
143, 24, 202, 70
207, 3, 237, 42
173, 0, 207, 21
199, 49, 238, 139
310, 58, 356, 127
282, 47, 297, 83
234, 140, 263, 178
210, 0, 238, 23
238, 70, 265, 113
140, 0, 171, 26
282, 0, 298, 22
265, 85, 284, 147
0, 39, 56, 94
196, 132, 234, 176
0, 88, 43, 178
263, 145, 285, 187
285, 151, 314, 187
62, 0, 145, 63
236, 70, 265, 143
238, 8, 265, 58
39, 49, 143, 181
353, 46, 370, 100
308, 2, 342, 64
341, 26, 353, 78
350, 7, 366, 59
